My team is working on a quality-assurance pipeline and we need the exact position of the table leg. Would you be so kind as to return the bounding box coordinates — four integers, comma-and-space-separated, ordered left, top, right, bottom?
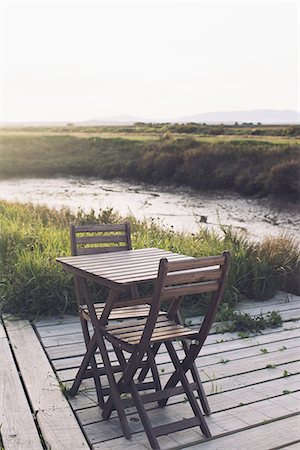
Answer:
71, 276, 105, 406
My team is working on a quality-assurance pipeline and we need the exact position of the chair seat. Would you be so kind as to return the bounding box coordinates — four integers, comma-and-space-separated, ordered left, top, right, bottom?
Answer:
102, 315, 197, 349
80, 303, 154, 321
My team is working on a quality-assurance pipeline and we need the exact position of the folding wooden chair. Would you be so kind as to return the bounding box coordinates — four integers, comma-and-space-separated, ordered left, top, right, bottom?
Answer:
69, 222, 159, 406
96, 252, 230, 449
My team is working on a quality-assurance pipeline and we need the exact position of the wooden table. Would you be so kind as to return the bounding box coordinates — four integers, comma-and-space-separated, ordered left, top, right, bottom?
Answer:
57, 247, 194, 326
57, 247, 193, 294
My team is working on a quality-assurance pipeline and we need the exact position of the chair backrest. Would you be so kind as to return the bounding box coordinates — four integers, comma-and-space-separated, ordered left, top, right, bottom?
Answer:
69, 223, 132, 256
139, 252, 230, 351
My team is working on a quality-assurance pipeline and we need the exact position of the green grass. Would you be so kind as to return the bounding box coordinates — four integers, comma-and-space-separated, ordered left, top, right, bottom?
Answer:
0, 200, 299, 320
0, 126, 299, 198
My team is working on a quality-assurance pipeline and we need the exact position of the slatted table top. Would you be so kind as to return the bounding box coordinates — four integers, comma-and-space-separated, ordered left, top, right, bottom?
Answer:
57, 247, 193, 288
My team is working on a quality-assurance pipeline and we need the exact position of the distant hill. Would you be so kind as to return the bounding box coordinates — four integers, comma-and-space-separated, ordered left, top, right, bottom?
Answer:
79, 115, 141, 125
79, 110, 300, 125
3, 109, 299, 126
2, 116, 141, 127
178, 109, 300, 125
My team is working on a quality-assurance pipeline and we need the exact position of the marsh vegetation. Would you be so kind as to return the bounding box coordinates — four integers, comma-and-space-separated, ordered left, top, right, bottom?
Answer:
0, 201, 299, 319
1, 123, 299, 199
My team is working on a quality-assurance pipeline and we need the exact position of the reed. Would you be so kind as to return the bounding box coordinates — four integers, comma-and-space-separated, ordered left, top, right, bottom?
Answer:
0, 200, 299, 319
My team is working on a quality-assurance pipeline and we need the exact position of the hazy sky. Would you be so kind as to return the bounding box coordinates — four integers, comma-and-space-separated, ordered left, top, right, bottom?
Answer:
1, 1, 299, 122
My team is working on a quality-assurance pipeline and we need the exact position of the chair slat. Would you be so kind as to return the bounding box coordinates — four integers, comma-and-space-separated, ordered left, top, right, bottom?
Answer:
165, 268, 222, 286
111, 318, 172, 338
167, 255, 225, 272
74, 224, 127, 233
102, 315, 167, 332
70, 222, 131, 256
163, 280, 219, 299
130, 328, 196, 345
104, 316, 197, 346
76, 234, 127, 245
77, 245, 128, 255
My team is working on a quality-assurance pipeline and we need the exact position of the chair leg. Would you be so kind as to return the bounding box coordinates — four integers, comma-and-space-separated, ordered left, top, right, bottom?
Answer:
189, 362, 211, 416
138, 343, 161, 382
174, 312, 210, 415
98, 335, 132, 439
147, 348, 162, 392
114, 348, 160, 449
181, 340, 211, 416
165, 341, 211, 438
79, 317, 104, 407
69, 332, 96, 396
103, 350, 144, 421
158, 342, 199, 407
130, 381, 160, 449
75, 276, 104, 407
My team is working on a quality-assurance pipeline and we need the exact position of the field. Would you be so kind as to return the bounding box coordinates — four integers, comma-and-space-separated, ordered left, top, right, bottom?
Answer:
0, 123, 299, 198
2, 125, 300, 144
0, 200, 299, 319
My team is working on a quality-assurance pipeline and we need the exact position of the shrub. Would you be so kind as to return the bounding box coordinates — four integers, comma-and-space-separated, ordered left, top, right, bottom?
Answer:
0, 133, 299, 199
268, 159, 300, 197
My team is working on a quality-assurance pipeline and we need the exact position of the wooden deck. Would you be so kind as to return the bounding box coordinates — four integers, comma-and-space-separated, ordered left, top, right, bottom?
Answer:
1, 291, 300, 449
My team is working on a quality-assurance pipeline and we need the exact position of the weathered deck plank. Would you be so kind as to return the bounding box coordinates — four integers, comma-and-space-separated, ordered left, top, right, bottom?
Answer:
91, 413, 300, 450
55, 333, 300, 382
3, 316, 90, 450
36, 307, 300, 448
41, 321, 300, 366
72, 376, 300, 444
0, 322, 43, 450
40, 322, 300, 349
3, 293, 299, 450
185, 413, 300, 449
75, 366, 300, 425
67, 339, 299, 446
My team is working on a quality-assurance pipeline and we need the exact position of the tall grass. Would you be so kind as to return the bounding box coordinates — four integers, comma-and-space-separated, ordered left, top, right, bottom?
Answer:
0, 201, 299, 319
0, 132, 299, 198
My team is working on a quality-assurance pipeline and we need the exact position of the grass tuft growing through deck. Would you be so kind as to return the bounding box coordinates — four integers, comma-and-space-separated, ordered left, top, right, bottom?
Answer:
216, 307, 283, 333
